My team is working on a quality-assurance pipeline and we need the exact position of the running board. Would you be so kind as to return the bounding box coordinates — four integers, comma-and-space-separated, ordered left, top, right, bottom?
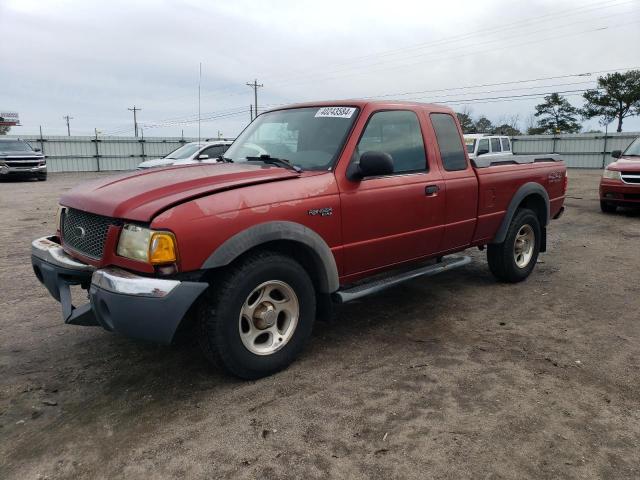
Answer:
334, 255, 472, 304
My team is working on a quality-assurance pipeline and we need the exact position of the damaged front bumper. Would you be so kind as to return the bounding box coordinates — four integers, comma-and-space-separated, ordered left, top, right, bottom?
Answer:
31, 236, 208, 344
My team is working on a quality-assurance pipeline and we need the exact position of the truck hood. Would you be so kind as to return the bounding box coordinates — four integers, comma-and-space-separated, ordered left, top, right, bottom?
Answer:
0, 151, 44, 158
60, 163, 301, 222
609, 157, 640, 172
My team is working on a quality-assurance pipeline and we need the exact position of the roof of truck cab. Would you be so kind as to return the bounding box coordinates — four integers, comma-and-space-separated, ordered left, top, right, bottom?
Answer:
264, 100, 455, 113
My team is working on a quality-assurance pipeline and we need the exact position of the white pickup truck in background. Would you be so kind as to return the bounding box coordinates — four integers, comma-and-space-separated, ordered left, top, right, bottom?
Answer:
464, 134, 513, 162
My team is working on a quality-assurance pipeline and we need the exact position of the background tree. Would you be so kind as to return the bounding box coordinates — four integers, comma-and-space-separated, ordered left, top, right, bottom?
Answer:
493, 114, 521, 135
475, 116, 493, 134
493, 124, 521, 136
533, 93, 581, 134
0, 125, 11, 135
524, 114, 542, 134
581, 70, 640, 132
456, 111, 476, 133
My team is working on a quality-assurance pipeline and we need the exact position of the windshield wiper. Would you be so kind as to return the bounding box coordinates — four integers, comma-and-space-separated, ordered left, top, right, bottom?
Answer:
245, 155, 302, 172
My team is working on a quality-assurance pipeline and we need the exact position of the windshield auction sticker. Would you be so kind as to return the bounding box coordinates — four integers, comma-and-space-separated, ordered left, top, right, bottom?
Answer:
315, 107, 356, 118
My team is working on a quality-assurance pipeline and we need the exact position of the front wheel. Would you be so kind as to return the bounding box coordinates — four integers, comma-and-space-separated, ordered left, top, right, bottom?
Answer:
487, 208, 541, 283
197, 251, 316, 379
600, 200, 617, 213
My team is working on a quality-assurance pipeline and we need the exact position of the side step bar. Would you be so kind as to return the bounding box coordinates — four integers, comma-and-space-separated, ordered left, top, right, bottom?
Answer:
334, 255, 472, 304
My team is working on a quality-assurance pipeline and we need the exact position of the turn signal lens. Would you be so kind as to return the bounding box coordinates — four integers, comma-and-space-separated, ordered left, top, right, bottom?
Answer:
149, 232, 177, 264
55, 205, 66, 233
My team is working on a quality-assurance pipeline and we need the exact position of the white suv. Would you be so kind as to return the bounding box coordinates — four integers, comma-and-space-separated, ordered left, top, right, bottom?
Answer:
464, 134, 512, 161
137, 140, 233, 169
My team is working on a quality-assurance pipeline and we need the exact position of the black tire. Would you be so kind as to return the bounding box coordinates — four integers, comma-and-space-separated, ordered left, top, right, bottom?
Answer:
37, 174, 47, 181
600, 200, 616, 213
197, 251, 316, 379
487, 208, 541, 283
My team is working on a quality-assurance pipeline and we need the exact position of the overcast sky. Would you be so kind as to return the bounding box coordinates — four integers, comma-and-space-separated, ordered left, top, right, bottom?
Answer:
1, 0, 639, 138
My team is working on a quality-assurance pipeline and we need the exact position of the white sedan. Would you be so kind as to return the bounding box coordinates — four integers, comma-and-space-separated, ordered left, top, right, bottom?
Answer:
137, 141, 233, 169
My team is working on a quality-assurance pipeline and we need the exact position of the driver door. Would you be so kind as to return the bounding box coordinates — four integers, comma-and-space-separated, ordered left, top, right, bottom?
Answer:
338, 109, 445, 277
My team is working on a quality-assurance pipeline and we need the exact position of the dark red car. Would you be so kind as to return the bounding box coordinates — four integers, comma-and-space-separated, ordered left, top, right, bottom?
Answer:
600, 136, 640, 213
32, 101, 567, 378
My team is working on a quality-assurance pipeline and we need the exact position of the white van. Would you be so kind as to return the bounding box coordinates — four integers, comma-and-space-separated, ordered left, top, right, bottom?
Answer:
464, 134, 512, 161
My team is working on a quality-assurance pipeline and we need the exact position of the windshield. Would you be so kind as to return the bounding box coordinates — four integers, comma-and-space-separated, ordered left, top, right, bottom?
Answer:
464, 138, 476, 153
624, 137, 640, 156
224, 106, 360, 171
0, 140, 33, 153
165, 143, 203, 159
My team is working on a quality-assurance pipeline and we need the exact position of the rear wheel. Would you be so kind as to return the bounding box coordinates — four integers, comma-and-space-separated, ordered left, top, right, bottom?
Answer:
600, 200, 617, 213
487, 208, 541, 283
197, 251, 316, 379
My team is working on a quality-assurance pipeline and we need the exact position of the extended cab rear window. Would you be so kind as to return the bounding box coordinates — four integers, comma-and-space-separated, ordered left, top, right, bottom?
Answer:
430, 113, 467, 171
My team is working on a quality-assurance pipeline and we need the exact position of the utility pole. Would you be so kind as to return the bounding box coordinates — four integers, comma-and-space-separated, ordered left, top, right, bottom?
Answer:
127, 106, 141, 137
63, 115, 73, 136
198, 63, 202, 144
246, 79, 263, 120
249, 104, 253, 123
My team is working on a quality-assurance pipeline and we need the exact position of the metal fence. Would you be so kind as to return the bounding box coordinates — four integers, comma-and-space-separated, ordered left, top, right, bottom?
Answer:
5, 135, 226, 172
511, 132, 638, 169
6, 131, 639, 172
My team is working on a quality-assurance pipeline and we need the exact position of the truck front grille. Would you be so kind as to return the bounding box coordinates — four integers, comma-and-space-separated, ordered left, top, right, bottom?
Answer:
61, 208, 121, 259
6, 161, 41, 167
621, 172, 640, 184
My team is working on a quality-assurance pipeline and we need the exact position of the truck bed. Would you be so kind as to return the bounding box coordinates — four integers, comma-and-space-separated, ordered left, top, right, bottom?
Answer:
472, 153, 562, 168
471, 159, 567, 245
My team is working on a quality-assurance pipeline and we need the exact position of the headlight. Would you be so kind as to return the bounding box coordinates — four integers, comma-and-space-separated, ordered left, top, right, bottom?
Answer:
117, 224, 177, 264
55, 205, 66, 232
603, 169, 621, 180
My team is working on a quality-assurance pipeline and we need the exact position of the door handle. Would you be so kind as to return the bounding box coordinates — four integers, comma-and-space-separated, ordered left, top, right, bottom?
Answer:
425, 185, 439, 196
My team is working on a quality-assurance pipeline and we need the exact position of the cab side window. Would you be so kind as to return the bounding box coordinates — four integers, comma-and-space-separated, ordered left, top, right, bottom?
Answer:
430, 113, 467, 171
357, 110, 427, 173
478, 138, 489, 155
201, 145, 228, 158
490, 138, 501, 153
501, 138, 511, 151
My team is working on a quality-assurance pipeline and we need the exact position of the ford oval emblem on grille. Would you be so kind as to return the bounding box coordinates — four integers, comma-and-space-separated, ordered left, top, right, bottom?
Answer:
73, 226, 86, 238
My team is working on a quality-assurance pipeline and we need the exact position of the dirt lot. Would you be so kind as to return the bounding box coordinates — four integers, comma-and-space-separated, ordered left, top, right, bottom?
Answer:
0, 170, 639, 479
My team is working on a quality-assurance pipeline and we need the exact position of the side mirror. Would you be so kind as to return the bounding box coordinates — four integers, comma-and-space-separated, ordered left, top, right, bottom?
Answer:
611, 150, 622, 159
197, 154, 209, 160
349, 151, 394, 180
33, 147, 41, 152
477, 148, 489, 156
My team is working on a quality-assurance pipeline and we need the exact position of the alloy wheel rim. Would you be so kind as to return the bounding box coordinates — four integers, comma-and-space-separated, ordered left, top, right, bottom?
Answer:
514, 224, 535, 268
238, 280, 299, 355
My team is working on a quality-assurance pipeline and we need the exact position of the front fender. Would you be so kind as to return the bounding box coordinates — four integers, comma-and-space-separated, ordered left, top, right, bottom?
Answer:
201, 221, 339, 293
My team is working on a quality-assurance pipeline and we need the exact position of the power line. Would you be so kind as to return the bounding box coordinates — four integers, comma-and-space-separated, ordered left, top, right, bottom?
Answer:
438, 88, 594, 105
126, 0, 631, 108
260, 0, 636, 88
269, 15, 639, 90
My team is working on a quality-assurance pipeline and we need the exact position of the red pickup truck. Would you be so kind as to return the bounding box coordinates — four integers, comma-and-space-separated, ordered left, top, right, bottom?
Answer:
600, 136, 640, 213
32, 101, 566, 379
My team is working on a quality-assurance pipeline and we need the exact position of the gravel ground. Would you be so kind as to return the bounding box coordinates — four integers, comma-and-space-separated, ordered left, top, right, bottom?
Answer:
0, 170, 639, 479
